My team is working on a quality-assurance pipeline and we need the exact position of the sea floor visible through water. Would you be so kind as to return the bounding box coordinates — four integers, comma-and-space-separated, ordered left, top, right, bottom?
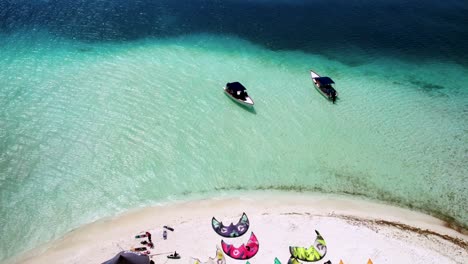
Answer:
1, 31, 467, 261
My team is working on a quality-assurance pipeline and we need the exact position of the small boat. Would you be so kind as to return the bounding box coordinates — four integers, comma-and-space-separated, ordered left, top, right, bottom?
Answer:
223, 82, 254, 106
310, 70, 338, 103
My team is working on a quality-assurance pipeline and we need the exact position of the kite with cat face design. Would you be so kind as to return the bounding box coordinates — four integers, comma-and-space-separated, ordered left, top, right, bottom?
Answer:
212, 212, 249, 238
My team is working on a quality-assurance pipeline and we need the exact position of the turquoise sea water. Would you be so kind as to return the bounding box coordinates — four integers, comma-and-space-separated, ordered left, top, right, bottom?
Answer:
1, 0, 467, 261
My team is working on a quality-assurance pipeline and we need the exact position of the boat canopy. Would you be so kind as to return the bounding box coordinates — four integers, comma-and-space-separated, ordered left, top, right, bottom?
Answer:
315, 77, 335, 85
226, 82, 247, 92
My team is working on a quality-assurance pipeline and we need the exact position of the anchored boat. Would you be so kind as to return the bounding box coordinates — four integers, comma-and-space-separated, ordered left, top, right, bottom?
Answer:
223, 82, 254, 107
310, 70, 338, 103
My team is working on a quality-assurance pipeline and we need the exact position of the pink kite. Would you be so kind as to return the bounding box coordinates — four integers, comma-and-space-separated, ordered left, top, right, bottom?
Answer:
221, 232, 259, 260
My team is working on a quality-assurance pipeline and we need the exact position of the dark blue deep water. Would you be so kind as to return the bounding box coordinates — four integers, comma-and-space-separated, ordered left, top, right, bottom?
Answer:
1, 0, 467, 66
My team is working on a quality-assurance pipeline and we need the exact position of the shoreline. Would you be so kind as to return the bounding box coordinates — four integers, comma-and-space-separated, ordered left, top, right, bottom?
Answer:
9, 191, 468, 264
220, 186, 468, 233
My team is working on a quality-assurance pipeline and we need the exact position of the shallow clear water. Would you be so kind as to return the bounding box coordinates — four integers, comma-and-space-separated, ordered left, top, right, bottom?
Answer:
1, 0, 467, 261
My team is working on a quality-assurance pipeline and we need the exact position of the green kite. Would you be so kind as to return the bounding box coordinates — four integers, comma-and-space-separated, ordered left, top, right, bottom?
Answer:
289, 230, 327, 262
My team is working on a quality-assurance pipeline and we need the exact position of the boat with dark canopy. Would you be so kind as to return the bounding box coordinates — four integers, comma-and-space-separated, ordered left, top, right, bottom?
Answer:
310, 70, 338, 103
223, 82, 254, 106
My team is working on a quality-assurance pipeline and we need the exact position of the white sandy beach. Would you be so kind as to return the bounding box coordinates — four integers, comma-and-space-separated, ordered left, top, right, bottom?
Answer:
11, 192, 468, 264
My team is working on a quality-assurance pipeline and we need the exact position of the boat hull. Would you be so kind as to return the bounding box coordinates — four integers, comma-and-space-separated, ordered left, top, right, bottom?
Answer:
224, 87, 254, 106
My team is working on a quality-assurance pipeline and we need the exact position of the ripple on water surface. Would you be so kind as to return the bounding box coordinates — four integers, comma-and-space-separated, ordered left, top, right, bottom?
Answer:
0, 32, 467, 261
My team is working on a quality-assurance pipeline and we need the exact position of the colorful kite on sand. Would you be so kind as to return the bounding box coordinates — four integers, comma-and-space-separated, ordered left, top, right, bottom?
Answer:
273, 257, 303, 264
221, 232, 259, 260
287, 257, 303, 264
212, 212, 250, 238
289, 230, 327, 262
190, 246, 226, 264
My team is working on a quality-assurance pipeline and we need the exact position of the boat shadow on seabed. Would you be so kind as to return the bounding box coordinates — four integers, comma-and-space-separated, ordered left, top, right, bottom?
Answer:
239, 103, 257, 114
